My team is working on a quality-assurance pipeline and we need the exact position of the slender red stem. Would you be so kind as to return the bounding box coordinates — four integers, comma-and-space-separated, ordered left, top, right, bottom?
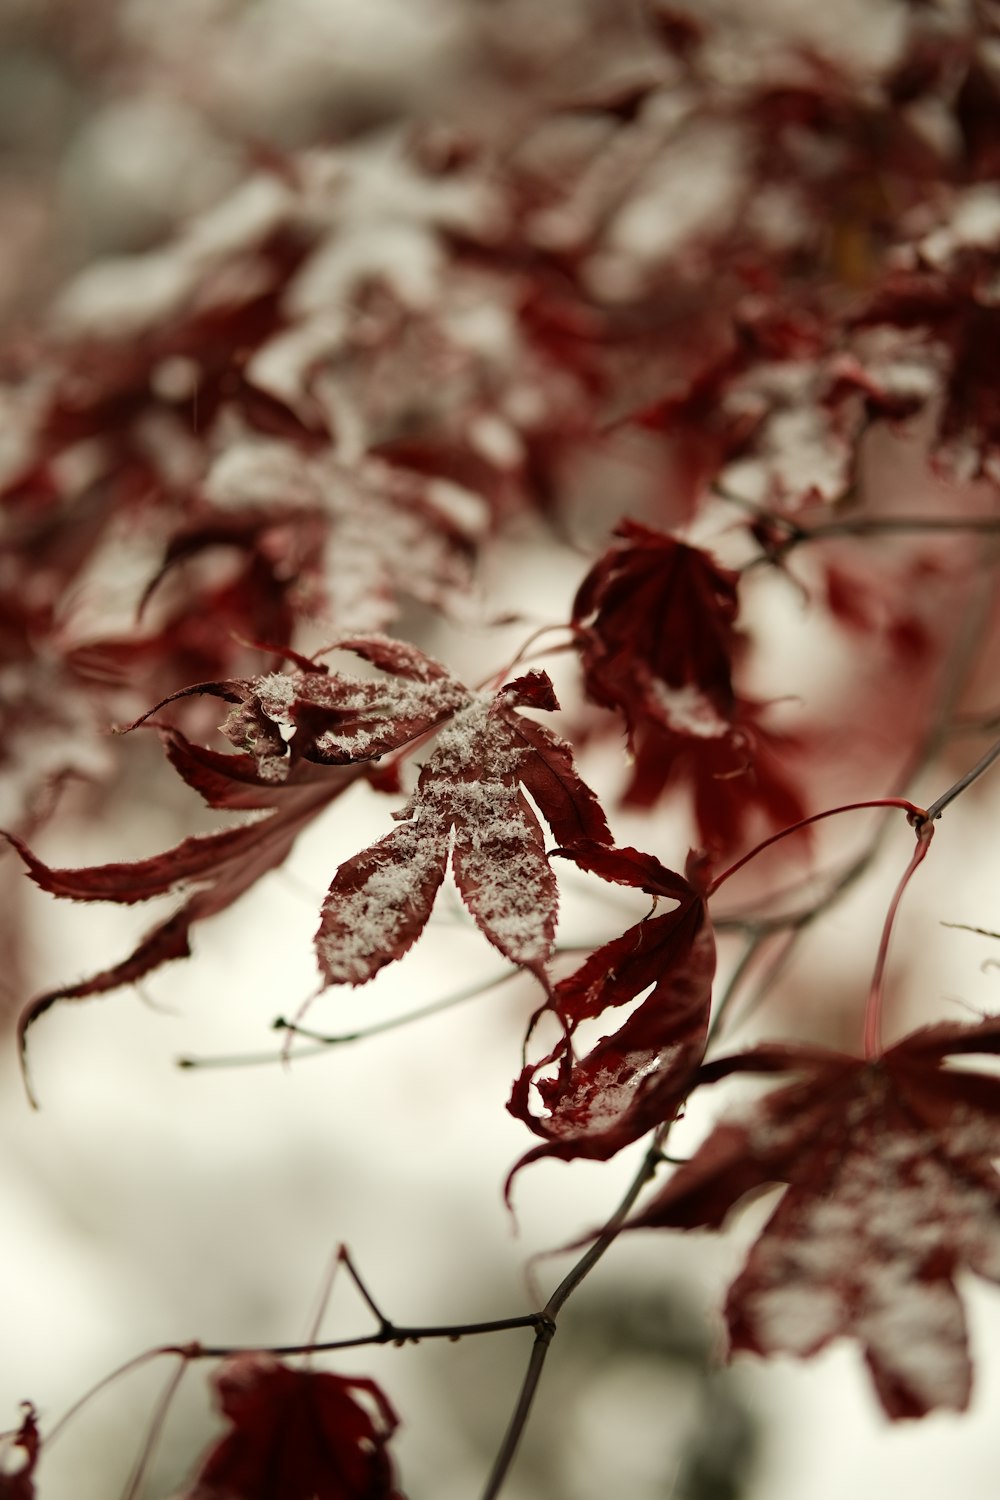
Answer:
863, 820, 935, 1059
707, 799, 923, 897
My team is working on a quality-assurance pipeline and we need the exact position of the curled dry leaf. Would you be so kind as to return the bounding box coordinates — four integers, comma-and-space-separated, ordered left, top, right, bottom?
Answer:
506, 843, 714, 1187
629, 1016, 1000, 1418
181, 1356, 405, 1500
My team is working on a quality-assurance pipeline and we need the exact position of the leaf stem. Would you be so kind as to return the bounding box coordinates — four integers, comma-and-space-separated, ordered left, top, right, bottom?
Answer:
707, 799, 921, 896
863, 820, 935, 1059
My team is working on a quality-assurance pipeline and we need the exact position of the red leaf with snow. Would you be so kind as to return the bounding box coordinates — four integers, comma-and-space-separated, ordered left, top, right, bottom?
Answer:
0, 1406, 39, 1500
139, 637, 468, 783
315, 671, 610, 986
629, 1017, 1000, 1418
181, 1356, 405, 1500
507, 844, 713, 1179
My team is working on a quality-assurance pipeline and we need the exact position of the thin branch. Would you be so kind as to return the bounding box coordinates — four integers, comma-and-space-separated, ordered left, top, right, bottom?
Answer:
794, 515, 1000, 543
716, 489, 1000, 554
176, 968, 520, 1071
118, 1355, 188, 1500
705, 927, 770, 1046
478, 1121, 671, 1500
174, 1315, 550, 1361
942, 922, 1000, 940
477, 1323, 555, 1500
338, 1247, 392, 1332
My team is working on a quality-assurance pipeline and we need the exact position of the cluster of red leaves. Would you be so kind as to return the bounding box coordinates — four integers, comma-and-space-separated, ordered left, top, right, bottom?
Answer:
182, 1358, 405, 1500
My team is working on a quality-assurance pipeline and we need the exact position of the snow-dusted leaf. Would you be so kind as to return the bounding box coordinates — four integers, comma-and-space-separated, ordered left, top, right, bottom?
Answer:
137, 637, 469, 783
315, 671, 609, 986
313, 820, 451, 986
507, 844, 713, 1181
629, 1018, 1000, 1418
181, 1356, 405, 1500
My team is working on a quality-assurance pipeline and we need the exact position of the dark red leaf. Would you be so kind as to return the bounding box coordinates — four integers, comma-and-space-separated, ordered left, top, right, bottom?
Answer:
494, 674, 612, 848
181, 1357, 405, 1500
629, 1019, 1000, 1418
573, 521, 740, 726
571, 522, 804, 850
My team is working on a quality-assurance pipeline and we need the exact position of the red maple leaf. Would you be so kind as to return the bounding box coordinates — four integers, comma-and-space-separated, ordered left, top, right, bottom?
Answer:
0, 1405, 39, 1500
181, 1357, 405, 1500
315, 670, 611, 985
573, 521, 740, 725
506, 843, 714, 1180
628, 1016, 1000, 1418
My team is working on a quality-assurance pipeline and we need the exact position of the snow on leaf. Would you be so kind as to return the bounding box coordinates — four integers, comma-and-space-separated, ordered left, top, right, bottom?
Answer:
506, 843, 713, 1182
130, 637, 470, 783
313, 818, 451, 987
628, 1018, 1000, 1419
315, 672, 609, 987
181, 1356, 405, 1500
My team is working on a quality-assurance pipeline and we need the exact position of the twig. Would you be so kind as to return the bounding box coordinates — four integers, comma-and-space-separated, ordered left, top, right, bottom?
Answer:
924, 734, 1000, 823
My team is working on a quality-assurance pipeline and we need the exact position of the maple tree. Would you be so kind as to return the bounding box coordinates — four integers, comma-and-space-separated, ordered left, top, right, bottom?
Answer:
4, 0, 1000, 1496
